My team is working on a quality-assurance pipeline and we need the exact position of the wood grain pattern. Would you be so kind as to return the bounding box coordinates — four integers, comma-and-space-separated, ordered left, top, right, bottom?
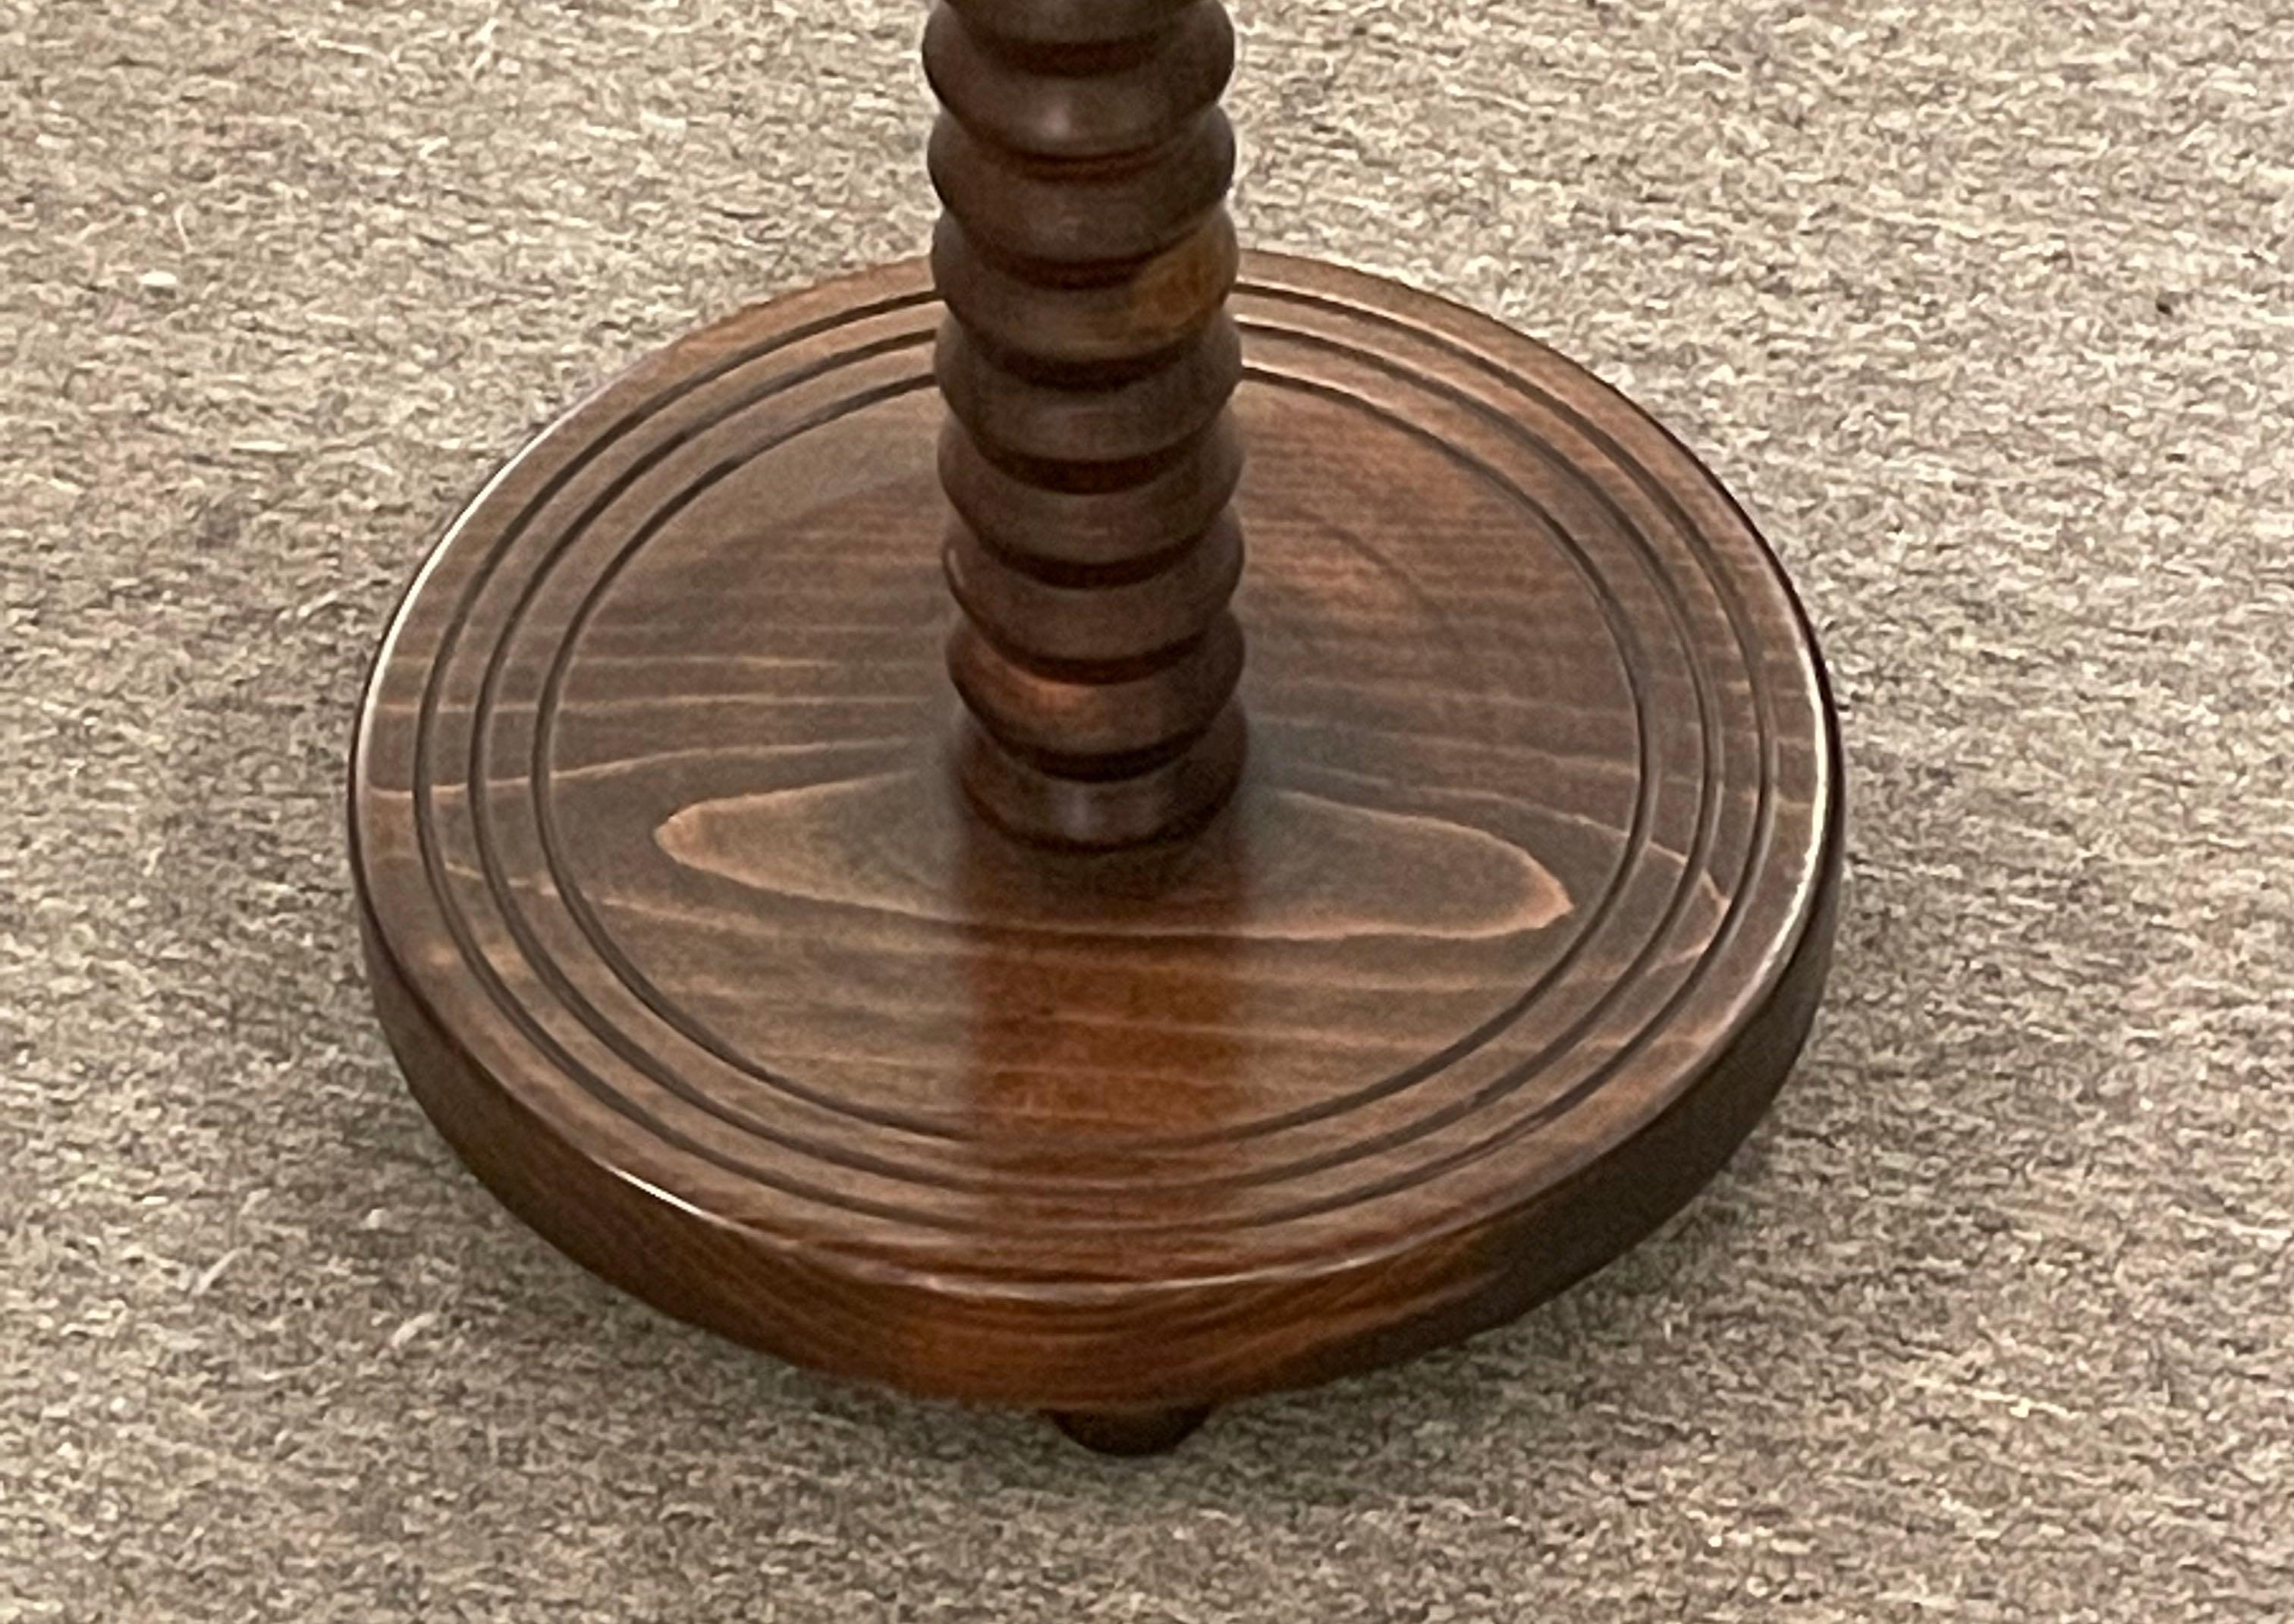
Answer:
350, 256, 1844, 1428
929, 0, 1249, 847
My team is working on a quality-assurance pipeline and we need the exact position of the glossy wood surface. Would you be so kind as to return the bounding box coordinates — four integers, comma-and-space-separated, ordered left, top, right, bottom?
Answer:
929, 0, 1249, 847
350, 256, 1843, 1418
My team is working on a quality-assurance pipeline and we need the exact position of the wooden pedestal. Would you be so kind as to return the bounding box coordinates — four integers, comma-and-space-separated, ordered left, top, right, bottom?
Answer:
350, 254, 1843, 1450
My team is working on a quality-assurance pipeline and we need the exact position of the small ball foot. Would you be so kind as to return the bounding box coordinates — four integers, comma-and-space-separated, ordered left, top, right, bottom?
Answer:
1046, 1405, 1215, 1457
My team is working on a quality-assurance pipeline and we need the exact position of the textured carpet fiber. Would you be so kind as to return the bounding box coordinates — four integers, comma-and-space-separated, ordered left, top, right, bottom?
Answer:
6, 1, 2291, 1619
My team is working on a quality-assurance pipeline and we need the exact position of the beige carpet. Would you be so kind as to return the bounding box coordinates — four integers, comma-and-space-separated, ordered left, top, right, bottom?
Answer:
6, 1, 2292, 1618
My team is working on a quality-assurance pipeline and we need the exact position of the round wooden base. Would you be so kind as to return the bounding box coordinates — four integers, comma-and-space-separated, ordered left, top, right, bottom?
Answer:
350, 255, 1842, 1447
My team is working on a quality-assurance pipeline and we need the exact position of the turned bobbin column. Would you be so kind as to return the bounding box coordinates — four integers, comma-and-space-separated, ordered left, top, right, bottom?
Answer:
929, 0, 1248, 847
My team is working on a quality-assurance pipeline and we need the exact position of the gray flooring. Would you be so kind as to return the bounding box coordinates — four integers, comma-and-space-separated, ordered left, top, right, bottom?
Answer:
6, 2, 2290, 1618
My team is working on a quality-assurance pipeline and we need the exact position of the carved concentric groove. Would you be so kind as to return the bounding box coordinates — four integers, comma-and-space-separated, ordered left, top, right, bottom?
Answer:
929, 0, 1249, 846
350, 258, 1842, 1265
454, 300, 1681, 1211
528, 314, 1672, 1202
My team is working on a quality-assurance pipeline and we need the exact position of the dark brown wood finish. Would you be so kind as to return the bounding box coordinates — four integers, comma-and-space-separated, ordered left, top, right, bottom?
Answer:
929, 0, 1249, 847
351, 256, 1844, 1447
